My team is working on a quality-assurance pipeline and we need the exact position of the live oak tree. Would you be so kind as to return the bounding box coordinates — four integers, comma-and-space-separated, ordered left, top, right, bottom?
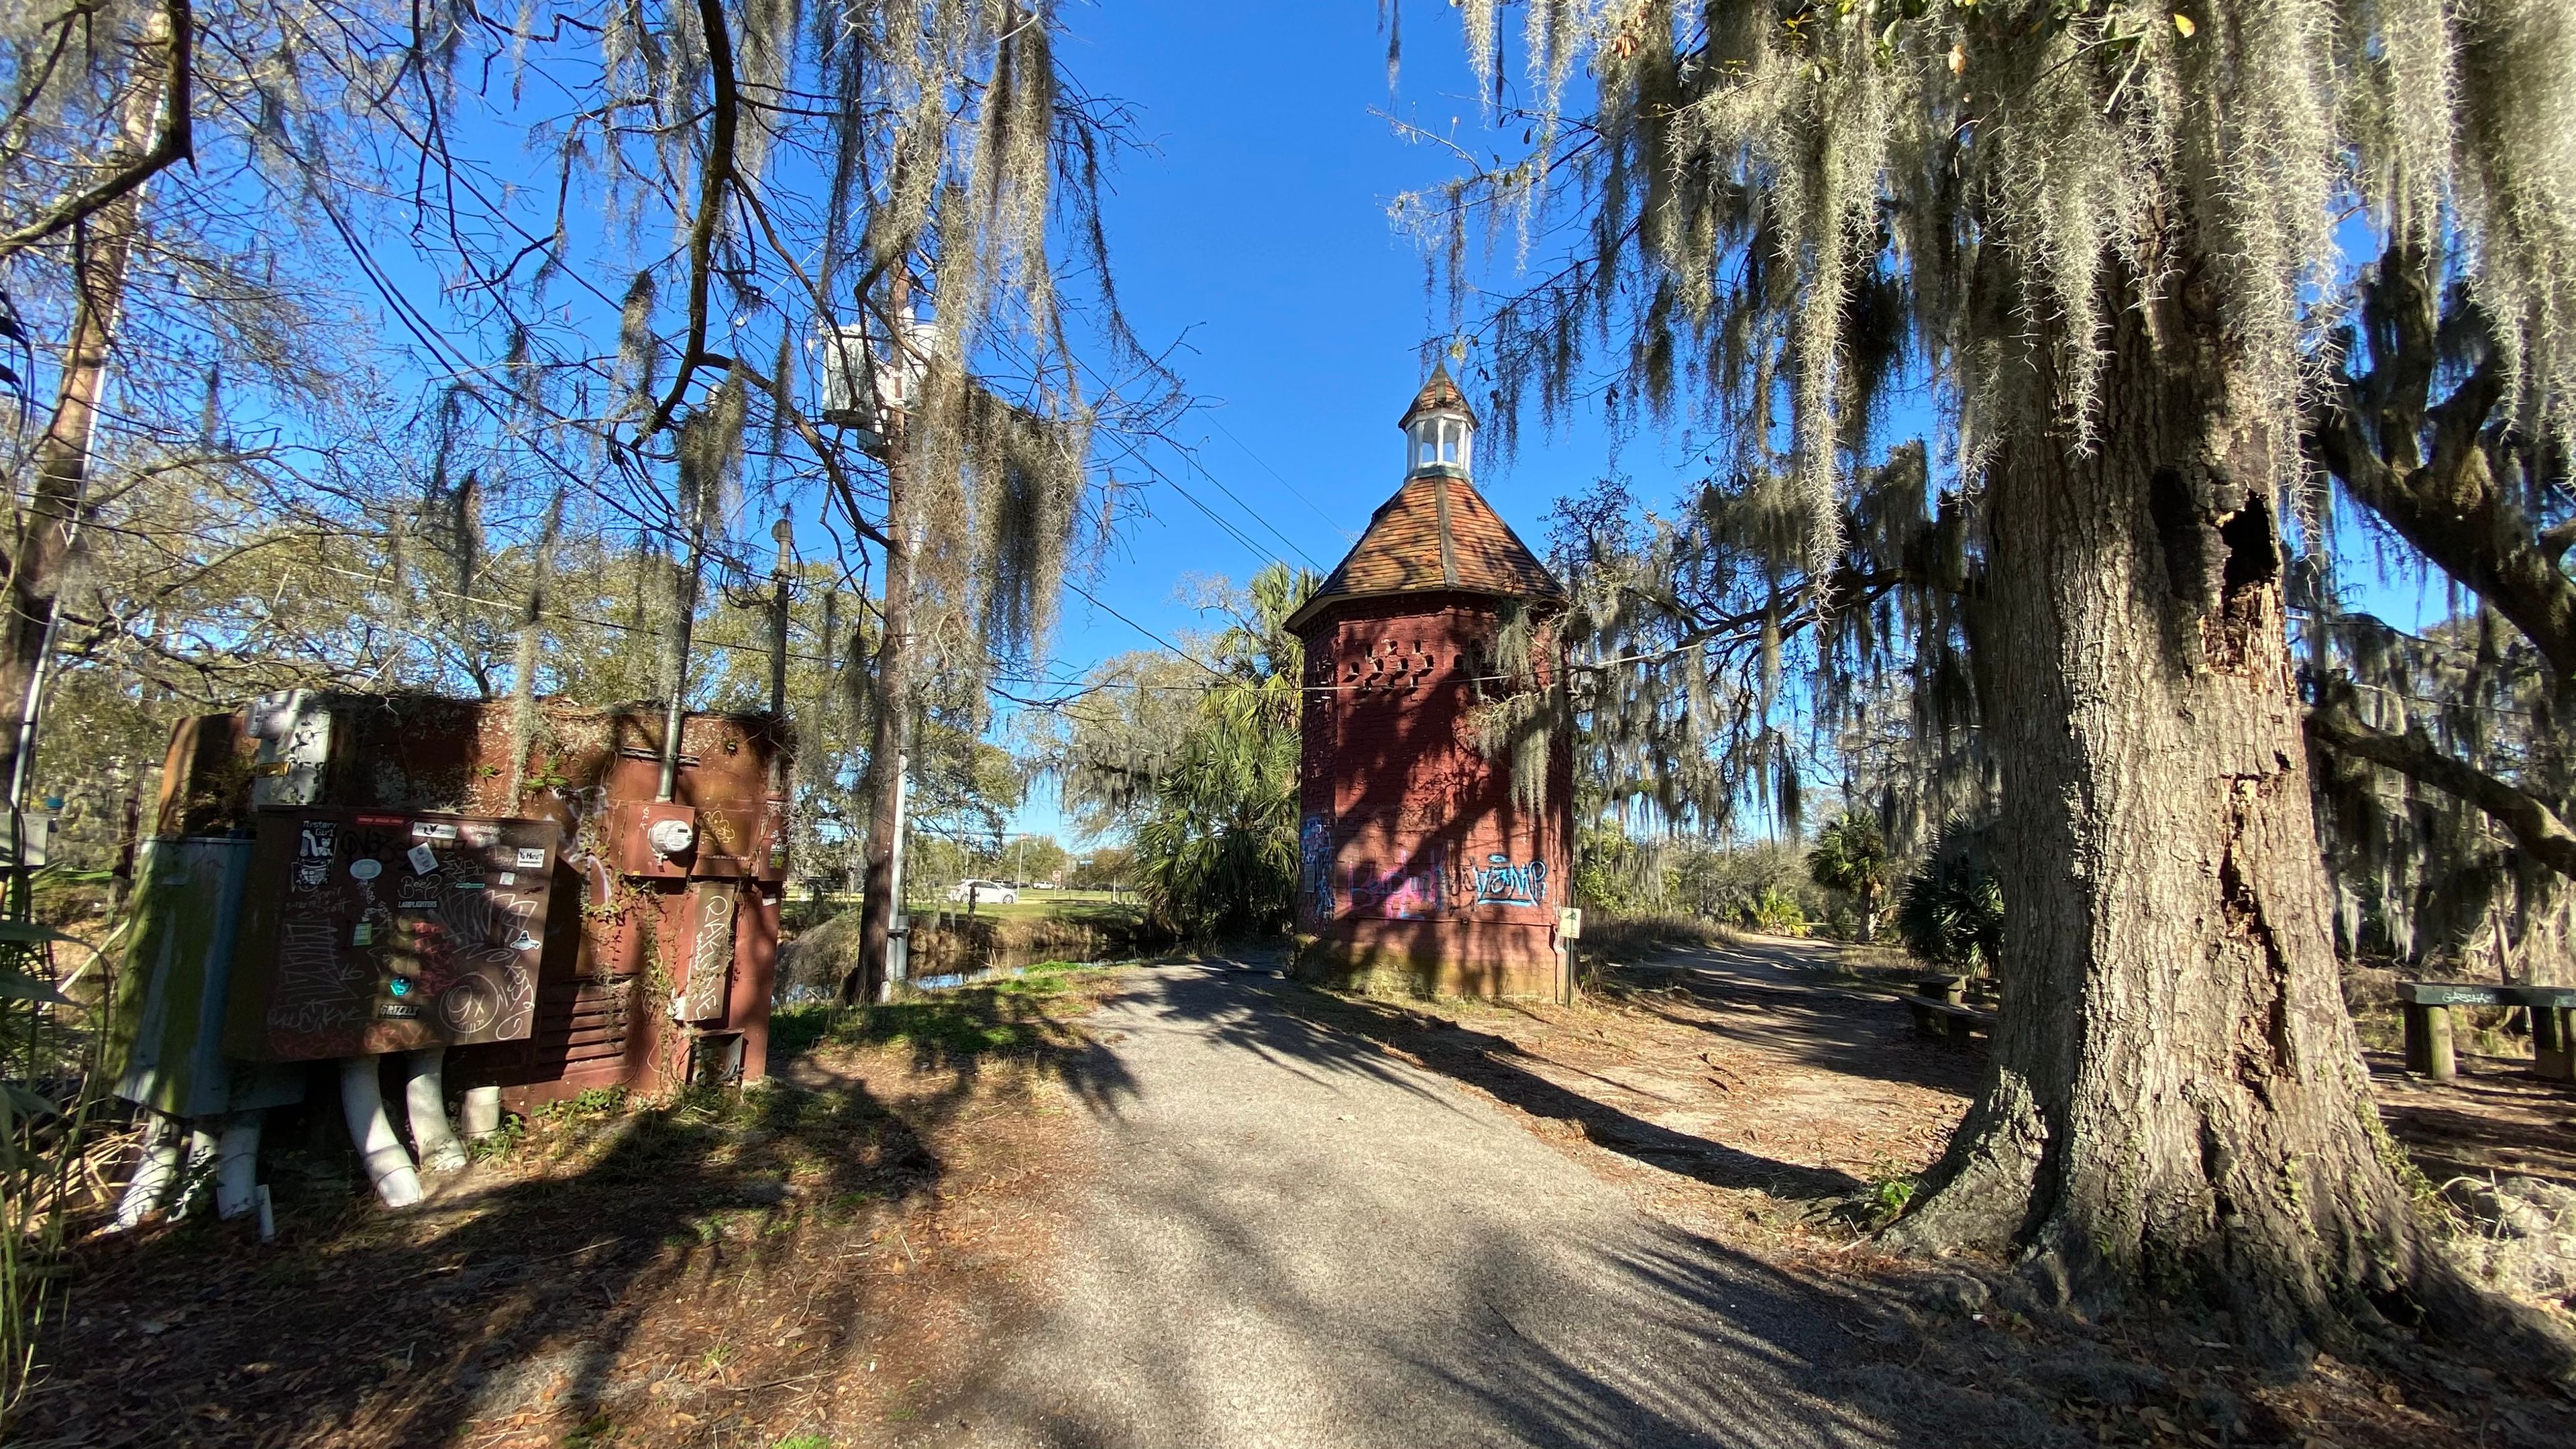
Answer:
1410, 1, 2576, 1355
2300, 244, 2576, 980
0, 0, 456, 806
531, 0, 1161, 1004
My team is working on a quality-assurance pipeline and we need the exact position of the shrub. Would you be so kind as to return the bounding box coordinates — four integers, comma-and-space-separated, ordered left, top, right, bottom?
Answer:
1748, 884, 1811, 937
1894, 815, 2004, 971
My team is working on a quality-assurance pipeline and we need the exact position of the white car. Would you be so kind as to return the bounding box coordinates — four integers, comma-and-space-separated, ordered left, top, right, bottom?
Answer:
945, 878, 1019, 906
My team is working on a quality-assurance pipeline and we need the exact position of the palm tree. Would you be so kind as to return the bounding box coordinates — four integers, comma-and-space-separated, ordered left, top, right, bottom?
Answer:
1806, 812, 1889, 943
1128, 564, 1320, 941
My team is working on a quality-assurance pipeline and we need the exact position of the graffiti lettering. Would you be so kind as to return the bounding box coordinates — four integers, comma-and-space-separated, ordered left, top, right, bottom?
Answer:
437, 974, 500, 1034
271, 918, 347, 1003
1468, 855, 1548, 909
1348, 860, 1443, 919
269, 998, 363, 1034
1298, 814, 1334, 921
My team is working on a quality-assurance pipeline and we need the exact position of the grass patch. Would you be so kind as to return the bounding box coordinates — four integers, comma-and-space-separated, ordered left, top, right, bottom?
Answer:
777, 902, 1159, 998
769, 961, 1116, 1063
933, 896, 1141, 928
1582, 912, 1737, 962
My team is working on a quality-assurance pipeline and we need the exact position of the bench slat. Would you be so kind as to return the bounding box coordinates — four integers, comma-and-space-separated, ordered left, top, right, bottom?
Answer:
1898, 994, 1995, 1024
2396, 981, 2507, 1007
2501, 985, 2576, 1009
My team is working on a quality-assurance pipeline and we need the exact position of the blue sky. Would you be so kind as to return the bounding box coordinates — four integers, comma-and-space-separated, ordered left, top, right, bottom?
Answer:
1036, 3, 1599, 637
996, 4, 1651, 843
994, 4, 2455, 847
304, 3, 2455, 853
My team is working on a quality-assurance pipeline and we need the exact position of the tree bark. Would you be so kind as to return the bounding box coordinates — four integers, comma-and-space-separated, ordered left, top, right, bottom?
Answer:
0, 9, 175, 802
1889, 260, 2565, 1362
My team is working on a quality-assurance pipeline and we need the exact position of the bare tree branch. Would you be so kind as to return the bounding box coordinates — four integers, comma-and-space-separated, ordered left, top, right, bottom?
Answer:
0, 0, 193, 264
2308, 244, 2576, 682
2308, 699, 2576, 881
635, 0, 740, 443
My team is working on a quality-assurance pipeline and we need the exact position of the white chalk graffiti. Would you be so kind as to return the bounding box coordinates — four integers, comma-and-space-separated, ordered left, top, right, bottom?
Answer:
272, 918, 346, 1004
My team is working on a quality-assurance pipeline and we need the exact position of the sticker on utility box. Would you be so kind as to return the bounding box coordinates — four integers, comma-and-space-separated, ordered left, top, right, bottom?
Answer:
410, 821, 459, 841
515, 847, 548, 870
407, 843, 439, 875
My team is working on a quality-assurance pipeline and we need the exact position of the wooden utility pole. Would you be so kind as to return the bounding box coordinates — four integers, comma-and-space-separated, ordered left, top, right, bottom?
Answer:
848, 276, 918, 1004
503, 489, 566, 804
655, 494, 710, 804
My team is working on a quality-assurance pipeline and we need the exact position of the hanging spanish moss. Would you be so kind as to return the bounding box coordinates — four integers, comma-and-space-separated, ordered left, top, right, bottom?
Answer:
1410, 0, 2576, 590
1412, 1, 2576, 1351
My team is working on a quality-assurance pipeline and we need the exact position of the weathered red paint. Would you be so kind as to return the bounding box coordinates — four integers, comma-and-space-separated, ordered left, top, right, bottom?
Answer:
1294, 593, 1574, 998
153, 695, 791, 1112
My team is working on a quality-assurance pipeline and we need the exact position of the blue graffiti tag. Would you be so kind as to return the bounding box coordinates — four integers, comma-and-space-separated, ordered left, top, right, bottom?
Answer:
1469, 854, 1547, 908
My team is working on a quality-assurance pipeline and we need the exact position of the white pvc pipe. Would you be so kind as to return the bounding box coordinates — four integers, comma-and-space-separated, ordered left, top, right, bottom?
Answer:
170, 1121, 221, 1219
109, 1113, 180, 1232
339, 1056, 423, 1208
459, 1083, 503, 1143
402, 1047, 467, 1175
215, 1112, 262, 1222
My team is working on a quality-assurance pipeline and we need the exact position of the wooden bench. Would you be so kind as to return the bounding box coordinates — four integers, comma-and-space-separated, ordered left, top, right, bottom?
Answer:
2396, 981, 2576, 1083
1901, 975, 1996, 1040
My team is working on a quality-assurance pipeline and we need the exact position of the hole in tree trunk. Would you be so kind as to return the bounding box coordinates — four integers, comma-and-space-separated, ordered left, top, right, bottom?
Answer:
2219, 491, 2279, 598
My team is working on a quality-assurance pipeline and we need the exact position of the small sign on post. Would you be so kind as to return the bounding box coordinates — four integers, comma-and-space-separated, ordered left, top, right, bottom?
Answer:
1556, 906, 1584, 941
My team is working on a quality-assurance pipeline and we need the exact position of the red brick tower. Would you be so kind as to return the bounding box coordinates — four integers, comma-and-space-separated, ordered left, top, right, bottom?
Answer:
1286, 366, 1574, 998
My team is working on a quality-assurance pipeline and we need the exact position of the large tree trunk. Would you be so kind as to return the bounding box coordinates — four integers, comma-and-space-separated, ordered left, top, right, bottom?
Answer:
0, 12, 173, 803
1890, 265, 2559, 1360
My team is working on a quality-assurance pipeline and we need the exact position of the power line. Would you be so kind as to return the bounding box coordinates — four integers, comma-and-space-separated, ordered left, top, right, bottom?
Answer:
1061, 578, 1230, 682
1208, 415, 1354, 541
1175, 445, 1328, 572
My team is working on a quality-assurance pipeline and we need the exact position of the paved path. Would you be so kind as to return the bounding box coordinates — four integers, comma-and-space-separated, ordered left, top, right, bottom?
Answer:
927, 960, 1900, 1449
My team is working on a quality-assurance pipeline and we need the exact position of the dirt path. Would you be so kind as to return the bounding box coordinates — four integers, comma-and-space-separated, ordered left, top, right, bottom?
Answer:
921, 958, 1900, 1449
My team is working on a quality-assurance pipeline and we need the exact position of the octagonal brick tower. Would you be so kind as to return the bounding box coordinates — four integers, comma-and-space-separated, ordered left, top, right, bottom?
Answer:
1285, 365, 1574, 999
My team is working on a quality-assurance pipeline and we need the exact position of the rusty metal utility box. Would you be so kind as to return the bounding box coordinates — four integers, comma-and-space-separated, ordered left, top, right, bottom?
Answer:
224, 808, 561, 1061
158, 696, 790, 1110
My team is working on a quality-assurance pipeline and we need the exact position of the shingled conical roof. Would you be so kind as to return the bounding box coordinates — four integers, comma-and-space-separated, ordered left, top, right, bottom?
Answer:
1397, 360, 1478, 429
1284, 470, 1564, 634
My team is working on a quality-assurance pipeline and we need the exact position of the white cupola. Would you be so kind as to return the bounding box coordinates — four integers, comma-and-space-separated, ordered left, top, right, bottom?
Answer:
1399, 362, 1476, 479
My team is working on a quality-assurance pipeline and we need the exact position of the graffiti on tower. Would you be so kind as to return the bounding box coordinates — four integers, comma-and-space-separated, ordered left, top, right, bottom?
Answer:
1299, 813, 1335, 921
1468, 853, 1548, 909
1348, 851, 1444, 919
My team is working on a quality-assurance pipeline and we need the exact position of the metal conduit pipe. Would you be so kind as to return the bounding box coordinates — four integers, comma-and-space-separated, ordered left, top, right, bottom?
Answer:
215, 1112, 263, 1221
339, 1056, 423, 1208
402, 1047, 467, 1174
109, 1113, 182, 1231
